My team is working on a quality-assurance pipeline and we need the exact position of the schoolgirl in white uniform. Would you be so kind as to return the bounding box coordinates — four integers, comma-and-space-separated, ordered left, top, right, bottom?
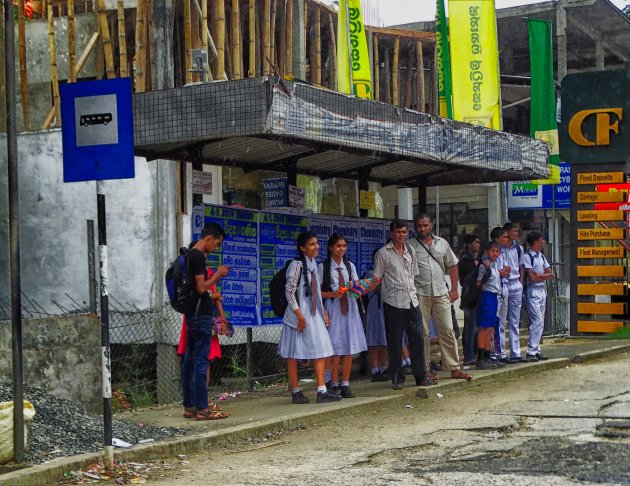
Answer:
278, 231, 341, 404
318, 234, 368, 398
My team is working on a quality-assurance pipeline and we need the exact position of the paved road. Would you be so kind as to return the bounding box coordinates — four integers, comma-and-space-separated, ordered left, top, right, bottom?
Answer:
144, 352, 630, 485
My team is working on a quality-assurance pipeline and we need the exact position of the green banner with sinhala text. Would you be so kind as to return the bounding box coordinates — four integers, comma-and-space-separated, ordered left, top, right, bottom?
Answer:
436, 0, 453, 118
529, 19, 560, 185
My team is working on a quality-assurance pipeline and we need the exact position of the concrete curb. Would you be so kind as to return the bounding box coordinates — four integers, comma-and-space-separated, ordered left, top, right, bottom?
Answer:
3, 342, 630, 486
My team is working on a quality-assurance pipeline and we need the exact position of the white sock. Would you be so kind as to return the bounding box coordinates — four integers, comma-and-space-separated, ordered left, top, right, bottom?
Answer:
292, 387, 301, 394
331, 381, 339, 388
371, 367, 379, 375
401, 360, 406, 367
405, 358, 412, 366
379, 366, 388, 373
317, 385, 327, 393
341, 381, 350, 387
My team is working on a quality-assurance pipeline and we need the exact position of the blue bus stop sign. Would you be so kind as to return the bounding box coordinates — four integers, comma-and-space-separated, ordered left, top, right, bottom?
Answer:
60, 78, 134, 182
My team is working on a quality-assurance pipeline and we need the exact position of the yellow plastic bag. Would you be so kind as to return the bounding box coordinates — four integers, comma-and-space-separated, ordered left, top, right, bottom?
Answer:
0, 400, 36, 464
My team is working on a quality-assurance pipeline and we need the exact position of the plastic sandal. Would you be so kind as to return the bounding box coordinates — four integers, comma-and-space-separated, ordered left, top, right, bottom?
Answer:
196, 410, 230, 421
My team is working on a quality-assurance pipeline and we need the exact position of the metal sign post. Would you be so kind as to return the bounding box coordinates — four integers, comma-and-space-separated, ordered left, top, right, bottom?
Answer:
5, 0, 25, 464
60, 78, 134, 469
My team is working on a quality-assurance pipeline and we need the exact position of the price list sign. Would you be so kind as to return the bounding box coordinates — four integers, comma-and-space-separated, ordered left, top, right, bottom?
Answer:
259, 212, 309, 325
202, 206, 259, 326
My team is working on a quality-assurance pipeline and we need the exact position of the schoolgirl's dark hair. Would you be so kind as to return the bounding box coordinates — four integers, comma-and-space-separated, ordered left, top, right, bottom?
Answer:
296, 231, 317, 297
322, 233, 349, 293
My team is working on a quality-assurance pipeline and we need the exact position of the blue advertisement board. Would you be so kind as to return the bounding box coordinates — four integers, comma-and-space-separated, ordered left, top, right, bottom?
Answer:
200, 206, 259, 327
259, 212, 309, 325
507, 162, 571, 210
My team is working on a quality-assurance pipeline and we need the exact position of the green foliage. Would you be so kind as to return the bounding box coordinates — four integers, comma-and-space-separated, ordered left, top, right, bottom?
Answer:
605, 326, 630, 340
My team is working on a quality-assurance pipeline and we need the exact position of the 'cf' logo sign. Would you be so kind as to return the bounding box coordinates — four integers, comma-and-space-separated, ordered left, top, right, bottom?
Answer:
568, 108, 623, 146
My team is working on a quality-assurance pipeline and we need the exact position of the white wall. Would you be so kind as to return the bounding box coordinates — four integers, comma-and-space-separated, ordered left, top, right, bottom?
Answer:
0, 130, 176, 314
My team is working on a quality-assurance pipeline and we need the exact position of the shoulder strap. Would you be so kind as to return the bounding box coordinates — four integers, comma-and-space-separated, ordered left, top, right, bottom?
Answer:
529, 252, 534, 266
415, 236, 444, 270
343, 258, 353, 281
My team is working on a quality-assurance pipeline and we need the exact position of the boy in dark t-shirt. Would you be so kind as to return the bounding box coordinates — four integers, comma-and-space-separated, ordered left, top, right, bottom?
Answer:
182, 222, 229, 421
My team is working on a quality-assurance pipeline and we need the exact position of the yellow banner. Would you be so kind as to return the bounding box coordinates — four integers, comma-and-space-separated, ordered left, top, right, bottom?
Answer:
448, 0, 501, 129
337, 0, 373, 99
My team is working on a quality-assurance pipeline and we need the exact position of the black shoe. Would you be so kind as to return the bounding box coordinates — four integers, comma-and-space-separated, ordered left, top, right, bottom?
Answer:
526, 354, 539, 362
392, 382, 404, 390
325, 380, 332, 391
494, 360, 506, 368
535, 353, 549, 361
371, 371, 388, 382
402, 365, 414, 375
340, 385, 355, 398
330, 385, 341, 396
510, 357, 523, 364
476, 360, 497, 370
291, 390, 310, 404
391, 371, 405, 390
316, 390, 342, 403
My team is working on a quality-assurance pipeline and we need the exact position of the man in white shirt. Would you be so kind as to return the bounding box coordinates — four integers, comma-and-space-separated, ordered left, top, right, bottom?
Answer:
373, 220, 437, 389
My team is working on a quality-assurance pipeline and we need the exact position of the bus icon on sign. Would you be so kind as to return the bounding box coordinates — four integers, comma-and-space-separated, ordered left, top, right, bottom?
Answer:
80, 113, 113, 127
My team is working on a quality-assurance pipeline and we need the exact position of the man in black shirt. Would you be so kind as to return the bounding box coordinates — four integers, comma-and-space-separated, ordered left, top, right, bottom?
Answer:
182, 222, 229, 420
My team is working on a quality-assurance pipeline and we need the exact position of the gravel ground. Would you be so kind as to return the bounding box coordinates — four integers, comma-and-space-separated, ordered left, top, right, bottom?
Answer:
0, 382, 188, 464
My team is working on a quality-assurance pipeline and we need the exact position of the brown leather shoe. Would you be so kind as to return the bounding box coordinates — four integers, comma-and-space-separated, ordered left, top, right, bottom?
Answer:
450, 369, 473, 381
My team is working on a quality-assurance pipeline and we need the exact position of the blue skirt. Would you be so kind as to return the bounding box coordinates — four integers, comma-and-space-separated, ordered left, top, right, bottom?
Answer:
476, 291, 499, 329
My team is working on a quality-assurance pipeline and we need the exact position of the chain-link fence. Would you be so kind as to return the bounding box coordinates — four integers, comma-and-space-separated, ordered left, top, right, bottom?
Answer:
1, 293, 286, 408
545, 278, 570, 336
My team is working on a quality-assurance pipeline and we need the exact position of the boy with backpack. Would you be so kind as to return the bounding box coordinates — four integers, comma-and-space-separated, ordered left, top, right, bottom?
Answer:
180, 222, 230, 421
522, 231, 554, 362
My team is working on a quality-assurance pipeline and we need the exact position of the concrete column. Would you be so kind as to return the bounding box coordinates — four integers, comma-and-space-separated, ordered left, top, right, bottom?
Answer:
595, 39, 605, 71
398, 187, 414, 221
291, 0, 306, 79
556, 3, 567, 81
487, 183, 503, 233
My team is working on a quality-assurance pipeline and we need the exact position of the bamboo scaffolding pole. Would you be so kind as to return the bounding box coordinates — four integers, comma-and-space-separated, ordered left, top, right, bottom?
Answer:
277, 0, 285, 73
231, 0, 242, 79
225, 24, 232, 79
383, 43, 390, 104
373, 34, 379, 101
285, 0, 293, 75
184, 0, 192, 84
117, 1, 128, 77
47, 3, 61, 126
201, 0, 210, 80
262, 0, 271, 75
134, 0, 147, 90
312, 7, 320, 85
68, 0, 77, 82
213, 0, 226, 80
190, 0, 200, 82
0, 3, 5, 132
270, 0, 277, 69
248, 0, 255, 77
405, 50, 413, 107
327, 12, 336, 89
416, 40, 425, 112
17, 0, 31, 130
392, 36, 400, 106
96, 0, 115, 79
192, 0, 218, 60
146, 0, 156, 89
256, 0, 262, 75
42, 32, 100, 129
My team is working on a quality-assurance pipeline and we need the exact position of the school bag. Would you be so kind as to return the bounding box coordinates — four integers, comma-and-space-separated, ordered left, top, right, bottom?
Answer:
165, 248, 196, 314
269, 259, 302, 318
523, 252, 549, 295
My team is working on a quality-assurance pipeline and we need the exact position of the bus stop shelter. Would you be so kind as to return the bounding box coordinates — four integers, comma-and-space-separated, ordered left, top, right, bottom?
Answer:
132, 76, 550, 187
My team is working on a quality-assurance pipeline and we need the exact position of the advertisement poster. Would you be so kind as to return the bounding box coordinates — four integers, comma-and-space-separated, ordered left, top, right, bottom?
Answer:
332, 218, 360, 270
309, 215, 333, 263
259, 212, 309, 325
201, 206, 259, 327
507, 162, 571, 210
358, 220, 389, 277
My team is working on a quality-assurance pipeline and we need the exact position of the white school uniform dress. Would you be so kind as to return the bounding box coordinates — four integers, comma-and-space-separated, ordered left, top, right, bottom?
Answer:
364, 269, 387, 347
522, 250, 550, 356
278, 257, 334, 360
318, 259, 368, 356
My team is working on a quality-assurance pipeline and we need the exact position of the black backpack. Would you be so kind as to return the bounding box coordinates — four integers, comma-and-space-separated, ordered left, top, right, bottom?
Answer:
269, 259, 302, 318
165, 248, 196, 314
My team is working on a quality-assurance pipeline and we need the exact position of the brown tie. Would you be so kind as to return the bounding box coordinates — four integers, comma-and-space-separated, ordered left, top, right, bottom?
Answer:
310, 269, 317, 316
337, 266, 349, 315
